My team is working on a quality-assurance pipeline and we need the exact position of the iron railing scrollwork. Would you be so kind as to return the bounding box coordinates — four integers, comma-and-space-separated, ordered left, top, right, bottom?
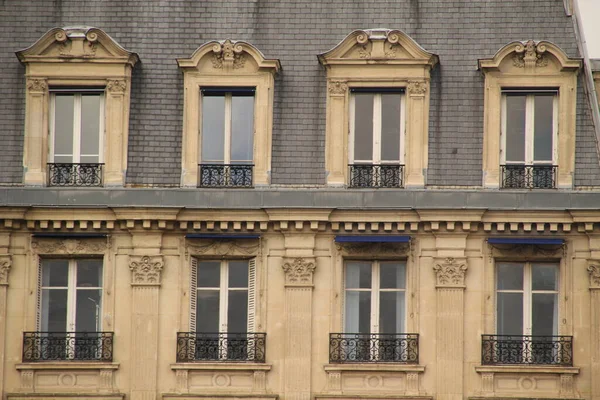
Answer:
198, 164, 253, 187
349, 164, 404, 188
22, 332, 113, 362
501, 165, 557, 189
176, 332, 266, 362
47, 163, 104, 187
329, 333, 419, 363
481, 334, 573, 366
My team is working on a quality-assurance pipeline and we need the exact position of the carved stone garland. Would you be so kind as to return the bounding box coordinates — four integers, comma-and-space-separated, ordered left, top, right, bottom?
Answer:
282, 257, 316, 286
129, 255, 164, 285
433, 257, 467, 287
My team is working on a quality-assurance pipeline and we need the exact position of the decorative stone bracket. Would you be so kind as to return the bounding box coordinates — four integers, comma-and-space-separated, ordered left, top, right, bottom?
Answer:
282, 257, 316, 286
129, 255, 164, 285
433, 257, 467, 288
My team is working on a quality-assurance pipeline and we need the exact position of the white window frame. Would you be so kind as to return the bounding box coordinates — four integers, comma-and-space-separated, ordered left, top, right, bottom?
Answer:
348, 91, 406, 165
344, 260, 406, 334
495, 261, 559, 336
49, 91, 105, 164
199, 90, 255, 165
500, 91, 558, 167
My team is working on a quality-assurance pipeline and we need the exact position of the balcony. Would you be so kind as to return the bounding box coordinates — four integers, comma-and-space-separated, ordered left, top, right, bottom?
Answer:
501, 164, 557, 189
22, 332, 113, 362
481, 334, 573, 366
176, 332, 266, 362
329, 333, 419, 363
349, 164, 404, 188
47, 163, 104, 187
198, 164, 253, 187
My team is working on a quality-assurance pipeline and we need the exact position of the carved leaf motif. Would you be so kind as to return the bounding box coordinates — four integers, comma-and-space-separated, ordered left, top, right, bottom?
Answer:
513, 40, 548, 68
433, 257, 467, 287
107, 80, 126, 93
211, 39, 245, 69
282, 257, 316, 284
407, 80, 427, 95
129, 255, 164, 285
328, 81, 348, 95
588, 263, 600, 288
27, 79, 47, 92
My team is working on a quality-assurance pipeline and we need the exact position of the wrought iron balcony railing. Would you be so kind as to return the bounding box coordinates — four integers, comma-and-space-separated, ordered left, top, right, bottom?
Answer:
482, 334, 573, 366
176, 332, 266, 362
23, 332, 113, 362
47, 163, 104, 187
329, 333, 419, 363
501, 164, 557, 189
349, 164, 404, 188
198, 164, 253, 187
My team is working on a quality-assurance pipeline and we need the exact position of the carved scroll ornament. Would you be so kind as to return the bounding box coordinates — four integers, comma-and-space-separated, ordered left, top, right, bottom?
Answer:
513, 40, 548, 68
0, 255, 11, 285
211, 39, 246, 70
282, 257, 316, 285
129, 255, 164, 285
433, 257, 467, 287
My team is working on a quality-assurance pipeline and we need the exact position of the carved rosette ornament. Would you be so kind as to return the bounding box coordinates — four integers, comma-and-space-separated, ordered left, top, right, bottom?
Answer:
282, 257, 316, 286
407, 80, 427, 96
587, 262, 600, 289
129, 255, 164, 285
107, 80, 127, 93
211, 39, 246, 70
31, 238, 108, 254
433, 257, 467, 287
0, 255, 12, 286
328, 81, 348, 95
27, 78, 47, 93
513, 40, 548, 68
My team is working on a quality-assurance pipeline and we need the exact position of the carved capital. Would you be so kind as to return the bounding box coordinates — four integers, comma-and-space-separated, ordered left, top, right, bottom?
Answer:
282, 257, 316, 286
107, 79, 126, 93
129, 255, 164, 285
588, 261, 600, 289
513, 40, 548, 68
407, 80, 427, 96
0, 255, 11, 286
27, 78, 47, 92
32, 238, 108, 255
328, 81, 348, 95
433, 257, 467, 287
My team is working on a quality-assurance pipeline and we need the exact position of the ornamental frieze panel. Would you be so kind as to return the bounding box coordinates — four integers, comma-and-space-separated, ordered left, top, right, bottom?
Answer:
187, 240, 260, 257
487, 242, 564, 262
129, 255, 164, 285
31, 238, 109, 255
433, 257, 467, 287
282, 257, 316, 286
0, 255, 12, 285
335, 242, 410, 258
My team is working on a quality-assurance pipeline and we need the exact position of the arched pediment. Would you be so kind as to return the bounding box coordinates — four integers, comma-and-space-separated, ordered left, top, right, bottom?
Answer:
318, 29, 438, 67
16, 26, 138, 66
177, 39, 281, 74
478, 40, 581, 73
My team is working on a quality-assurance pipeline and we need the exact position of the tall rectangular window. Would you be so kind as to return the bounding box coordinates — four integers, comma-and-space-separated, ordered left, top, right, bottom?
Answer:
349, 89, 405, 188
501, 91, 557, 189
199, 88, 255, 187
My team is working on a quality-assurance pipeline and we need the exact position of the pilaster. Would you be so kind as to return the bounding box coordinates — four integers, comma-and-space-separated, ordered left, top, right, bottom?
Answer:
0, 247, 12, 400
587, 259, 600, 400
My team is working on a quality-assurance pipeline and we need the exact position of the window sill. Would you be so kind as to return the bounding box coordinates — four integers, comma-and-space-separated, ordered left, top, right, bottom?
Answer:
475, 365, 579, 374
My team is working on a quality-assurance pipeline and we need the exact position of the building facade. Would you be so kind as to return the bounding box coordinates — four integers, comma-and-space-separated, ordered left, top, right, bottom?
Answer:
1, 1, 600, 400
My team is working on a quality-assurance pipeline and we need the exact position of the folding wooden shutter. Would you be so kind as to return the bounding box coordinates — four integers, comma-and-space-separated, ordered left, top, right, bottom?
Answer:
247, 258, 256, 333
189, 257, 198, 332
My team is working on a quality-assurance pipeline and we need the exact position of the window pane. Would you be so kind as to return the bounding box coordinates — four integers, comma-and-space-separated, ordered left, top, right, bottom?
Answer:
196, 290, 219, 332
227, 290, 248, 332
77, 259, 103, 287
380, 262, 406, 289
201, 95, 225, 162
76, 289, 102, 331
381, 94, 401, 161
533, 94, 554, 162
231, 95, 254, 162
497, 292, 523, 335
532, 263, 558, 291
41, 289, 68, 331
42, 259, 69, 287
497, 262, 523, 290
505, 95, 526, 163
379, 291, 405, 333
346, 262, 372, 288
54, 94, 74, 162
532, 293, 558, 336
80, 94, 101, 163
353, 94, 374, 161
198, 261, 220, 288
345, 291, 371, 333
228, 260, 248, 288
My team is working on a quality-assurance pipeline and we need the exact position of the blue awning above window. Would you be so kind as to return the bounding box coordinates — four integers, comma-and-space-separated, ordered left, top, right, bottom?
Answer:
186, 234, 260, 239
487, 237, 564, 245
32, 233, 107, 238
334, 235, 410, 243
